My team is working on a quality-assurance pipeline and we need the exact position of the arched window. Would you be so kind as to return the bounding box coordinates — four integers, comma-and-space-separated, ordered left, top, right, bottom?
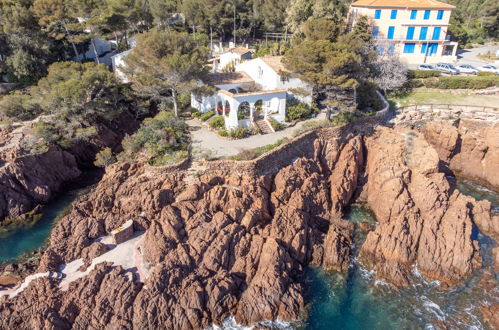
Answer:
238, 102, 251, 120
224, 101, 231, 116
253, 100, 263, 119
217, 101, 223, 115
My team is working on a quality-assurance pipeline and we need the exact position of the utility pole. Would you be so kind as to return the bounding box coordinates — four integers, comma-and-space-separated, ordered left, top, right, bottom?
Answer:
233, 0, 236, 46
210, 26, 213, 54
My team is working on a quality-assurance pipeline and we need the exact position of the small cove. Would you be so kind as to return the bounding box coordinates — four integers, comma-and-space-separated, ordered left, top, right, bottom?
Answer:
303, 177, 498, 330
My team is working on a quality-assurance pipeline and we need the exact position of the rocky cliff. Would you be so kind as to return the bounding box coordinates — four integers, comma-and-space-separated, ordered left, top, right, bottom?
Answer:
0, 112, 139, 223
0, 121, 497, 329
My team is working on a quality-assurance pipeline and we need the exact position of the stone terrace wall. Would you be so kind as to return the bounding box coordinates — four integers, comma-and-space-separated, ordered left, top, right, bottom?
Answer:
200, 92, 392, 177
391, 104, 499, 125
201, 130, 319, 177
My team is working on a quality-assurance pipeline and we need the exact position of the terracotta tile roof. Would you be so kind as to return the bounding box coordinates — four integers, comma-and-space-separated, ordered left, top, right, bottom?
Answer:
203, 72, 254, 86
351, 0, 455, 9
225, 46, 252, 55
260, 56, 290, 74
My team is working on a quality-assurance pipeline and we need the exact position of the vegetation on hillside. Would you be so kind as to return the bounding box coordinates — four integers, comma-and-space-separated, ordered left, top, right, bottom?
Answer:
0, 61, 136, 151
119, 111, 190, 166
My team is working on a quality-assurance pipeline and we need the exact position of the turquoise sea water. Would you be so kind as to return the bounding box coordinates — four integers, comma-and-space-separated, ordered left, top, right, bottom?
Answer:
0, 177, 496, 329
303, 180, 498, 330
0, 188, 83, 263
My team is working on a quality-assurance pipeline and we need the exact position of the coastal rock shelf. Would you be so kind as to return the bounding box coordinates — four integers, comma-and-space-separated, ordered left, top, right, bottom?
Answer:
0, 119, 498, 329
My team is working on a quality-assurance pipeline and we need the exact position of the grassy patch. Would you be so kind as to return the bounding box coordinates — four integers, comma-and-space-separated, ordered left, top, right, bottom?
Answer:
227, 138, 289, 161
389, 91, 468, 107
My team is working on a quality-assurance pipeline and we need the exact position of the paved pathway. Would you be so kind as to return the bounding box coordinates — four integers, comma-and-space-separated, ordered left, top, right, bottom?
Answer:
0, 232, 148, 298
456, 45, 498, 67
188, 113, 326, 158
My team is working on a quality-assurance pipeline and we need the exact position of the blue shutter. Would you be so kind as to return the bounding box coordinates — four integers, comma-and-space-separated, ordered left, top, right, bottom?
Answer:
424, 10, 430, 19
403, 43, 416, 54
410, 10, 417, 20
387, 26, 395, 39
437, 10, 444, 20
376, 46, 384, 56
419, 27, 428, 40
391, 10, 398, 19
429, 43, 438, 55
372, 26, 379, 38
406, 27, 415, 40
432, 27, 441, 40
421, 43, 428, 54
375, 9, 381, 19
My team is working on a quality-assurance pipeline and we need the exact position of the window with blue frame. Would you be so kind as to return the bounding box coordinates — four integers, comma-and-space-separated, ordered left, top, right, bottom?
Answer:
432, 27, 441, 40
372, 26, 379, 38
406, 27, 415, 40
376, 46, 384, 56
387, 26, 395, 39
403, 43, 416, 54
419, 27, 428, 40
375, 9, 381, 19
437, 10, 444, 20
424, 10, 430, 19
410, 10, 417, 20
421, 43, 428, 54
390, 10, 398, 19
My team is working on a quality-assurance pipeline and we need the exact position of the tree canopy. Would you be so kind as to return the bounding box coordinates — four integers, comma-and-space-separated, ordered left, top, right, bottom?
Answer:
123, 30, 210, 117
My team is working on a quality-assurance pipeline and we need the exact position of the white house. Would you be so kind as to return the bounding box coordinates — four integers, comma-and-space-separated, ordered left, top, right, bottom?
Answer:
191, 56, 312, 132
218, 46, 253, 71
110, 37, 137, 82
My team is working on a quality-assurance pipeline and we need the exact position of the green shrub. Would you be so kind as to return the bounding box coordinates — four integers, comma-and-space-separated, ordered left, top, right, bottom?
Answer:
0, 93, 42, 121
268, 117, 285, 131
228, 138, 289, 160
120, 111, 190, 166
286, 98, 314, 121
94, 147, 116, 167
477, 71, 495, 77
217, 129, 228, 137
331, 112, 356, 126
408, 70, 441, 79
209, 116, 225, 130
190, 108, 202, 117
200, 110, 215, 121
228, 127, 250, 139
419, 76, 499, 89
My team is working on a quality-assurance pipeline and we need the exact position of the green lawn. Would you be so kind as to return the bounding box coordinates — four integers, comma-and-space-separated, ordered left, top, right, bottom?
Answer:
389, 89, 499, 108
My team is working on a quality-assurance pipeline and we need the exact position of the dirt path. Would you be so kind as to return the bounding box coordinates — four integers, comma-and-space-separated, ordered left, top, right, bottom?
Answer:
188, 113, 326, 158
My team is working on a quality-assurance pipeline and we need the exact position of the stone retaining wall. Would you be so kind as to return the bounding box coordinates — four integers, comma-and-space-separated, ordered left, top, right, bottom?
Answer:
392, 104, 499, 125
200, 91, 392, 177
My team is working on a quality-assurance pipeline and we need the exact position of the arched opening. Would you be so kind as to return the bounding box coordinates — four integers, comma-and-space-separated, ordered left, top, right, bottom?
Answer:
224, 101, 231, 116
228, 88, 238, 94
217, 101, 223, 115
253, 100, 263, 119
238, 102, 251, 120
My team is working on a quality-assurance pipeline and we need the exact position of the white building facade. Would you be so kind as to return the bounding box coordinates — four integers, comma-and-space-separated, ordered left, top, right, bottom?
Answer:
191, 56, 312, 131
348, 0, 459, 65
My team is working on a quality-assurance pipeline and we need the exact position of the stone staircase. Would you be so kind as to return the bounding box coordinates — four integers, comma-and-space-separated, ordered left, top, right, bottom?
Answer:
254, 119, 273, 134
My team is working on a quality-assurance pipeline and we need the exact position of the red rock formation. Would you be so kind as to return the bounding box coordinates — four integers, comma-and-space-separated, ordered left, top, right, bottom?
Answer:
424, 120, 499, 190
360, 127, 484, 286
0, 123, 496, 328
0, 111, 139, 223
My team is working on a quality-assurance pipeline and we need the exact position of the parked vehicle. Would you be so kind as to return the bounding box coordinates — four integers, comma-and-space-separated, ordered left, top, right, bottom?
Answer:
435, 63, 460, 75
456, 64, 478, 74
418, 64, 435, 70
478, 65, 499, 75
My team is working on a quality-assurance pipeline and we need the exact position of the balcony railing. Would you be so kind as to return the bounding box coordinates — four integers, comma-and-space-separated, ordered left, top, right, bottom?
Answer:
374, 35, 452, 42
